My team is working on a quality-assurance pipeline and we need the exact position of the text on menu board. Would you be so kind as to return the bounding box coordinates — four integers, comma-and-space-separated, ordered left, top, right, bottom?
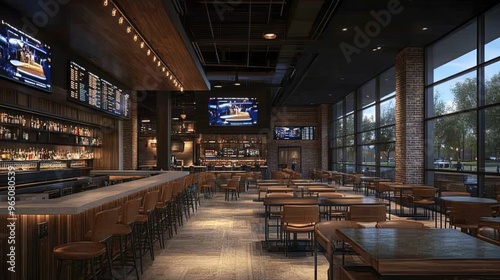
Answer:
69, 61, 129, 118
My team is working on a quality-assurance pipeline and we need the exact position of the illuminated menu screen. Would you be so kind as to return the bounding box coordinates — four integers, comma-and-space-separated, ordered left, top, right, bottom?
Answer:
68, 61, 130, 118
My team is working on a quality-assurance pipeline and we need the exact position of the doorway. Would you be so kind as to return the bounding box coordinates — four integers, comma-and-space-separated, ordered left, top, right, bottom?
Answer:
278, 146, 301, 172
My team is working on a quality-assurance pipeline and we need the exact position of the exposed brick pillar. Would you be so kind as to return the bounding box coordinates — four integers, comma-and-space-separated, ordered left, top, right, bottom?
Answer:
123, 90, 138, 170
395, 47, 424, 184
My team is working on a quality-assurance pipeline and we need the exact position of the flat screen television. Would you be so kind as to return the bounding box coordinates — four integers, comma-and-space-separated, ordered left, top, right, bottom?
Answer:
0, 20, 51, 92
208, 97, 258, 126
68, 61, 130, 118
274, 126, 316, 140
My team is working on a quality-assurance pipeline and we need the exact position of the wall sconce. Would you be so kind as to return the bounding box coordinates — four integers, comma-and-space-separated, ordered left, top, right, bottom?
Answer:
180, 113, 187, 120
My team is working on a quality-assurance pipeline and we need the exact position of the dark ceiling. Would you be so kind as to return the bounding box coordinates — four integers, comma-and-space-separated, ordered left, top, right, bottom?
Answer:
1, 0, 498, 108
176, 0, 500, 106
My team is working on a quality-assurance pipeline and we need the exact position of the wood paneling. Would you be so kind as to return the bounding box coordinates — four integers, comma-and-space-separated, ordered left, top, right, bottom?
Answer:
0, 176, 186, 280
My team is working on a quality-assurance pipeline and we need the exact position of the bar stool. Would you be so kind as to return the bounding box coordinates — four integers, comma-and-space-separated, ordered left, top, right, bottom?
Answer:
135, 190, 160, 270
155, 182, 174, 242
53, 206, 120, 280
113, 197, 141, 279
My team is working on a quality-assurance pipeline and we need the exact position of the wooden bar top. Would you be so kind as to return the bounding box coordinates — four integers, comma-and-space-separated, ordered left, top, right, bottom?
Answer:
0, 171, 188, 215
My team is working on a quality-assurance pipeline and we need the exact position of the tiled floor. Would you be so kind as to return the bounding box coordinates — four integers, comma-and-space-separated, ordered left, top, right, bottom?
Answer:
132, 186, 440, 280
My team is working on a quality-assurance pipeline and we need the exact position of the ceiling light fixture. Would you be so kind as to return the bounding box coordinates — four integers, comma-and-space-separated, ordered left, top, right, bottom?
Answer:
422, 27, 428, 31
103, 0, 183, 91
263, 32, 277, 40
213, 82, 223, 88
342, 27, 348, 31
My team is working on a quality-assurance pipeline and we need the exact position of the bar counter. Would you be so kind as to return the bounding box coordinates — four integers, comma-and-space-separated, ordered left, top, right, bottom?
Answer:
0, 170, 188, 280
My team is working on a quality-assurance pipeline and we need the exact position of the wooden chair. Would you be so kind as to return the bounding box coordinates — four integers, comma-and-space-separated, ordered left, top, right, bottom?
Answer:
53, 207, 120, 280
281, 205, 319, 257
347, 205, 386, 223
318, 192, 346, 220
314, 221, 365, 280
113, 198, 141, 279
449, 202, 495, 236
224, 179, 240, 201
409, 187, 438, 228
375, 220, 425, 228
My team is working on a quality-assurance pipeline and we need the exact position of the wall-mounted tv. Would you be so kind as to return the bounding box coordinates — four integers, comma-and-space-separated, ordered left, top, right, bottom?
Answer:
208, 97, 258, 126
68, 61, 130, 118
0, 20, 52, 92
274, 126, 316, 140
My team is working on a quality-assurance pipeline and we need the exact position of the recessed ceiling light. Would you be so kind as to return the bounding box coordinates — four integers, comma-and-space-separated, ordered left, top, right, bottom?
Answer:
141, 119, 151, 123
377, 46, 381, 50
234, 81, 241, 86
342, 28, 348, 31
422, 27, 428, 31
263, 32, 277, 40
213, 82, 222, 88
372, 48, 377, 51
172, 117, 179, 120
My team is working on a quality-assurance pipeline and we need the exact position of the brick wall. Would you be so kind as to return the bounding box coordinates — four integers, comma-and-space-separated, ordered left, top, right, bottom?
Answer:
123, 90, 138, 170
395, 47, 425, 183
267, 106, 324, 179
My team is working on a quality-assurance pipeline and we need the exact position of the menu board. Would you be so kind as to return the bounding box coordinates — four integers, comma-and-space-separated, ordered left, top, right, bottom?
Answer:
68, 61, 130, 118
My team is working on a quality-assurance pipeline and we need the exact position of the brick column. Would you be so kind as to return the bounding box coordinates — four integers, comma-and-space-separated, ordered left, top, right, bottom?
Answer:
395, 47, 424, 184
320, 104, 329, 170
123, 90, 138, 170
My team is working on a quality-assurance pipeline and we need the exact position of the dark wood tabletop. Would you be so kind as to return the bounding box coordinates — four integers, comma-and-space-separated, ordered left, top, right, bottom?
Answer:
439, 196, 498, 203
263, 197, 318, 206
322, 197, 389, 206
335, 228, 500, 276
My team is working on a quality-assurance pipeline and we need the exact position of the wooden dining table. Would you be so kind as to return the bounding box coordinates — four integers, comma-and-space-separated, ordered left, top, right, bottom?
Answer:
335, 228, 500, 278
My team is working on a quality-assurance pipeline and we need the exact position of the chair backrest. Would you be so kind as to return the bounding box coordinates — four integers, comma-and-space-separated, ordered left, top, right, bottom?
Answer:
440, 191, 470, 197
411, 187, 437, 198
375, 220, 425, 228
142, 191, 160, 213
92, 207, 121, 243
120, 197, 142, 225
348, 205, 386, 222
231, 176, 241, 181
282, 205, 319, 225
227, 179, 240, 189
266, 192, 294, 198
449, 202, 494, 227
318, 192, 344, 198
161, 182, 174, 203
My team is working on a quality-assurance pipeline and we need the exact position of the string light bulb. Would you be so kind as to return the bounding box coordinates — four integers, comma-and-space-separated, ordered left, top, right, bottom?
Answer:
105, 0, 183, 91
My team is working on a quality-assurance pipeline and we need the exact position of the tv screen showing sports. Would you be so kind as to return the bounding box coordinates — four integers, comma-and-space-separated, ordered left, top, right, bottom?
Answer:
274, 126, 301, 140
275, 126, 316, 140
208, 97, 258, 126
0, 20, 51, 92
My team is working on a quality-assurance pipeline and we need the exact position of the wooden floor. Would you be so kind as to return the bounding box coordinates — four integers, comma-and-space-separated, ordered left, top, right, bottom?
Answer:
129, 186, 439, 280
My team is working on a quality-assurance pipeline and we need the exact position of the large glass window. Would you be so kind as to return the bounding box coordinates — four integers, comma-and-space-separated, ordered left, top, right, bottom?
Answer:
485, 5, 500, 62
425, 4, 500, 197
330, 67, 395, 179
426, 20, 477, 84
485, 61, 500, 106
427, 71, 477, 118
